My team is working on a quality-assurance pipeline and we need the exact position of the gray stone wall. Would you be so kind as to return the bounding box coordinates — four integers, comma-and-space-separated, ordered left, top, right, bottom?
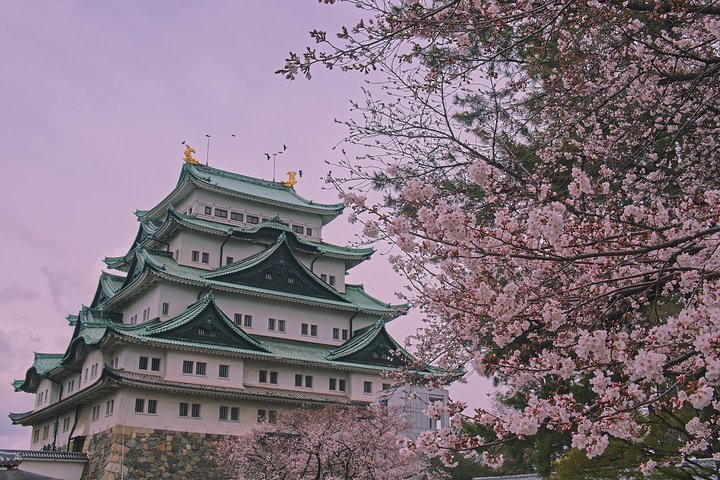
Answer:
82, 426, 230, 480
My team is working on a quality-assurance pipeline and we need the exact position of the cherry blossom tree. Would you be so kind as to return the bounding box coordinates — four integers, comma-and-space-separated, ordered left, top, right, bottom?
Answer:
279, 0, 720, 476
216, 405, 435, 479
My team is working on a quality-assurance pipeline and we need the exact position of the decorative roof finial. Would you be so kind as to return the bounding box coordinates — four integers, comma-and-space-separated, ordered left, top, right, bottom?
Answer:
182, 144, 199, 165
282, 171, 298, 188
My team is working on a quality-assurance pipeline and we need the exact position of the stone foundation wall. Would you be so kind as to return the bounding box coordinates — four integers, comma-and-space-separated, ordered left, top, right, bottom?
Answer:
81, 426, 230, 480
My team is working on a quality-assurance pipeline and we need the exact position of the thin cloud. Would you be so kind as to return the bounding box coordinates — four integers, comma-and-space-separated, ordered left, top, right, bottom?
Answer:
0, 284, 40, 303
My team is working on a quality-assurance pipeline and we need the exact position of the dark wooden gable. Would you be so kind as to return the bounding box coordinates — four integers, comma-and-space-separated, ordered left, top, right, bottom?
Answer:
212, 242, 348, 303
154, 303, 266, 351
341, 329, 409, 367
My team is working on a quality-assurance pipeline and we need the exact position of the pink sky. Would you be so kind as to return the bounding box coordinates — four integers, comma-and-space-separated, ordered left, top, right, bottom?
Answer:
0, 1, 492, 448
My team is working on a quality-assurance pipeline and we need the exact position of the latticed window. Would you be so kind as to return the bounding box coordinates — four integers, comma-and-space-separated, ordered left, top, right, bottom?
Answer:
135, 398, 145, 413
191, 403, 201, 418
195, 362, 206, 375
219, 364, 229, 378
179, 402, 189, 417
148, 400, 157, 414
182, 360, 193, 374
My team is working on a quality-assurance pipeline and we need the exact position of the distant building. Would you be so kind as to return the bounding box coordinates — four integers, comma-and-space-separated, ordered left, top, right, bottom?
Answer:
9, 163, 447, 479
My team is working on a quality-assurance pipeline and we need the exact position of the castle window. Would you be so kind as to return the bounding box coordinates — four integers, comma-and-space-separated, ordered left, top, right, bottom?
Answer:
270, 371, 278, 384
219, 406, 228, 420
268, 410, 278, 424
259, 370, 268, 383
257, 409, 266, 422
231, 407, 239, 421
268, 318, 276, 331
306, 227, 313, 236
33, 429, 39, 443
142, 307, 150, 322
247, 215, 259, 224
201, 252, 210, 264
305, 375, 313, 388
135, 398, 145, 413
106, 399, 114, 416
231, 212, 243, 221
215, 208, 228, 218
192, 251, 200, 262
342, 329, 349, 340
91, 405, 100, 421
198, 326, 216, 337
234, 313, 242, 325
42, 426, 49, 440
191, 403, 201, 418
195, 362, 207, 376
62, 417, 71, 431
179, 402, 189, 417
277, 319, 286, 332
321, 274, 327, 282
147, 399, 158, 414
182, 360, 194, 374
339, 379, 347, 391
84, 368, 88, 382
264, 272, 272, 280
329, 378, 337, 390
219, 364, 229, 378
90, 363, 98, 378
310, 325, 318, 337
301, 323, 308, 335
225, 256, 234, 265
333, 328, 339, 340
204, 206, 212, 215
287, 276, 295, 284
292, 225, 304, 234
382, 383, 392, 391
244, 315, 253, 328
329, 275, 336, 286
295, 374, 302, 387
151, 358, 161, 371
139, 356, 149, 370
363, 382, 373, 394
162, 302, 169, 315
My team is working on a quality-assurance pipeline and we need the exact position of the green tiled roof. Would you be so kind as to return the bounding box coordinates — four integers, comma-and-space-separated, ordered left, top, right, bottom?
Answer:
142, 164, 344, 224
108, 246, 403, 317
327, 320, 411, 361
30, 353, 64, 375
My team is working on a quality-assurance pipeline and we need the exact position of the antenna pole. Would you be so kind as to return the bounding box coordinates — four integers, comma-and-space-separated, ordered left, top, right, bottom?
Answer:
205, 135, 211, 166
273, 154, 276, 182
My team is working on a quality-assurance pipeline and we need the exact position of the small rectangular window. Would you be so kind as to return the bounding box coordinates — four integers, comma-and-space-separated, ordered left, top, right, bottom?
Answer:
182, 360, 194, 374
234, 313, 242, 325
259, 370, 268, 383
231, 212, 244, 221
310, 325, 318, 337
247, 215, 259, 224
278, 319, 286, 332
204, 206, 212, 215
306, 227, 313, 236
329, 378, 337, 390
195, 362, 206, 375
42, 426, 49, 440
295, 374, 303, 387
219, 406, 229, 420
268, 318, 276, 331
135, 398, 145, 413
305, 375, 313, 388
179, 402, 189, 417
301, 323, 308, 335
215, 208, 228, 218
339, 379, 347, 391
363, 381, 373, 394
231, 407, 239, 421
151, 358, 161, 371
244, 315, 253, 328
269, 410, 278, 424
257, 409, 266, 422
148, 399, 157, 414
329, 275, 336, 286
201, 252, 210, 264
342, 329, 349, 340
226, 256, 234, 265
264, 272, 272, 280
292, 225, 304, 234
382, 383, 392, 391
333, 328, 340, 340
34, 429, 39, 443
321, 274, 327, 282
162, 302, 169, 315
270, 371, 278, 384
191, 403, 201, 418
92, 405, 99, 421
287, 276, 295, 284
219, 364, 229, 378
192, 250, 200, 262
106, 399, 114, 416
139, 356, 148, 370
175, 249, 179, 259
